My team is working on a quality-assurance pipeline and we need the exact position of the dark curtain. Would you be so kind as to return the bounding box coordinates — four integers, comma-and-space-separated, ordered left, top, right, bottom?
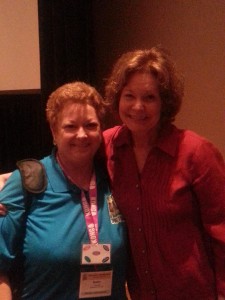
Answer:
38, 0, 95, 154
38, 0, 95, 100
0, 93, 43, 173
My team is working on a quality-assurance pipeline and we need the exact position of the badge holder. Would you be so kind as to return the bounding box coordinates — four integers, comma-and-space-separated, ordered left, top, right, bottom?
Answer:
79, 243, 112, 299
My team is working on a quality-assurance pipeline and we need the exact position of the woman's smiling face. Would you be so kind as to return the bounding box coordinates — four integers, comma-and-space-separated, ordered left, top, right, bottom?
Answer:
52, 102, 102, 166
119, 72, 162, 137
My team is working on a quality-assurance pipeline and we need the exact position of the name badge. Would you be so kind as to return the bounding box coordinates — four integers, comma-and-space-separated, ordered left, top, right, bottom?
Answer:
79, 270, 113, 298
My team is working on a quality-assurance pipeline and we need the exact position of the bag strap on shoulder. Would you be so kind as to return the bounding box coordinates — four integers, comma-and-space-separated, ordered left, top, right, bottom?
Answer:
16, 159, 47, 194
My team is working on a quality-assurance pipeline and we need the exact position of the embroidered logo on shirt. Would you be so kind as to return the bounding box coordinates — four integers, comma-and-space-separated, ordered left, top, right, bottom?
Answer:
107, 195, 124, 224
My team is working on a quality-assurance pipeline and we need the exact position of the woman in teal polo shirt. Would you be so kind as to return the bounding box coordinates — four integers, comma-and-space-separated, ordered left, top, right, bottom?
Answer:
0, 82, 128, 299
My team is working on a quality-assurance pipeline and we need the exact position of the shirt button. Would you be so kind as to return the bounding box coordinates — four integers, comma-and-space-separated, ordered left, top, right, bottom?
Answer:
150, 289, 156, 295
135, 184, 139, 188
136, 207, 140, 211
138, 228, 142, 232
145, 270, 148, 274
142, 249, 145, 254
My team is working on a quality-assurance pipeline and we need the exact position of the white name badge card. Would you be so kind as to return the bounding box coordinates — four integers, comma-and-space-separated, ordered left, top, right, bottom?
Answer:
79, 270, 113, 298
81, 244, 111, 265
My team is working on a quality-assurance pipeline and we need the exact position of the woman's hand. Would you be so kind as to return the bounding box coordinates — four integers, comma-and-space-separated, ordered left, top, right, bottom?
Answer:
0, 274, 12, 300
0, 173, 12, 190
0, 173, 11, 216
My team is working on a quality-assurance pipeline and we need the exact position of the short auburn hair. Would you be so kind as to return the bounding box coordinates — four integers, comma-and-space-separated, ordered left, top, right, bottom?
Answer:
46, 81, 106, 129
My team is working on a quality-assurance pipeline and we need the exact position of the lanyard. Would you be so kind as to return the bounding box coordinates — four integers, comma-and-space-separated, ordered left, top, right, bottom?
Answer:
56, 153, 98, 244
81, 173, 98, 244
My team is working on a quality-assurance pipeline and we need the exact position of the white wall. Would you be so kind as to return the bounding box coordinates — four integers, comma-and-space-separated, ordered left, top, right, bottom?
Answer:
92, 0, 225, 157
0, 0, 40, 91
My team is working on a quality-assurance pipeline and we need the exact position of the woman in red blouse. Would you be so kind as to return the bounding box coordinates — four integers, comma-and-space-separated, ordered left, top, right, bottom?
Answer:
103, 46, 225, 300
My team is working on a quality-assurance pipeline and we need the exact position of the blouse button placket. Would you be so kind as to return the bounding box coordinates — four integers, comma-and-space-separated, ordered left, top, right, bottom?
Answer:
135, 180, 155, 295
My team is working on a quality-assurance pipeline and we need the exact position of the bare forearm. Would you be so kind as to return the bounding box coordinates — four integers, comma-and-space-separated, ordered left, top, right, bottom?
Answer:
0, 274, 12, 300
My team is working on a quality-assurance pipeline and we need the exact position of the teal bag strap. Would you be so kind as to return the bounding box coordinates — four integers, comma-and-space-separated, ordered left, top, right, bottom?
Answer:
16, 159, 47, 194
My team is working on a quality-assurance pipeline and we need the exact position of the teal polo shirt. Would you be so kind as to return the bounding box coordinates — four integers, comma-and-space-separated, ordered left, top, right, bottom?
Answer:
0, 152, 128, 299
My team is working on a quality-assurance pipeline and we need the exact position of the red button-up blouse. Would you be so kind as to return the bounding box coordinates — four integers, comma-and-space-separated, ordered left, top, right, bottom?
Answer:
103, 124, 225, 300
